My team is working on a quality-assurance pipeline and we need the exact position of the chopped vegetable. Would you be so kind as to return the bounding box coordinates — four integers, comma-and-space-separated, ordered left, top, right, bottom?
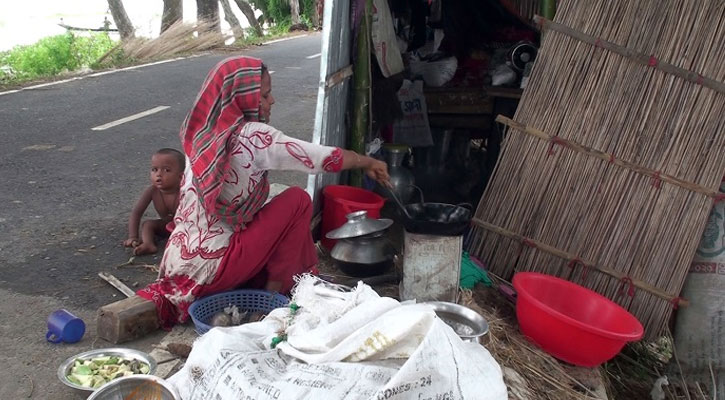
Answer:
66, 355, 151, 389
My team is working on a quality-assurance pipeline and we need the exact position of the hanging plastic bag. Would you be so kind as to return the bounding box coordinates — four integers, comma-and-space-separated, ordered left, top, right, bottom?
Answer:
371, 0, 404, 77
409, 54, 458, 87
392, 79, 433, 147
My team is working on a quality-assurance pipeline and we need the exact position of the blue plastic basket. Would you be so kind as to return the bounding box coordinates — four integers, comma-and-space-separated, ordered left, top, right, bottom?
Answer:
188, 289, 289, 334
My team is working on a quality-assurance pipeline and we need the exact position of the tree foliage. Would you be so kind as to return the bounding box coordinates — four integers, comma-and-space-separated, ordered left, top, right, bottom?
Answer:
1, 33, 116, 82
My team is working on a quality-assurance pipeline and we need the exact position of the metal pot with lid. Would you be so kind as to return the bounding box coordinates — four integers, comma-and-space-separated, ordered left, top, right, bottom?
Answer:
325, 211, 396, 277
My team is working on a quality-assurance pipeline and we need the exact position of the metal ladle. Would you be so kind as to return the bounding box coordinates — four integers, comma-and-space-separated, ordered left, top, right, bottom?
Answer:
385, 186, 413, 219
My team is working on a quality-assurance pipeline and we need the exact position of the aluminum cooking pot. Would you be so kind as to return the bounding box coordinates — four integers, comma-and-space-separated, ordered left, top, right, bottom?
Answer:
330, 231, 396, 277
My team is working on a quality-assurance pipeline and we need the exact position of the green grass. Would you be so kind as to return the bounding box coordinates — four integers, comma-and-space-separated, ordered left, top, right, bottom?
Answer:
232, 19, 300, 47
1, 24, 307, 88
0, 32, 117, 86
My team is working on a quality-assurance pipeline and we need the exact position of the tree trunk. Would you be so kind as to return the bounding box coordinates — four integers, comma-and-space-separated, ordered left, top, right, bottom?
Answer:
219, 0, 244, 39
233, 0, 264, 37
107, 0, 135, 40
290, 0, 300, 24
161, 0, 183, 33
197, 0, 221, 31
311, 0, 322, 28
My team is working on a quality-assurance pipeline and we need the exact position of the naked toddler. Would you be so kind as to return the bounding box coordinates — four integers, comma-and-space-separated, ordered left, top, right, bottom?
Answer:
123, 148, 184, 255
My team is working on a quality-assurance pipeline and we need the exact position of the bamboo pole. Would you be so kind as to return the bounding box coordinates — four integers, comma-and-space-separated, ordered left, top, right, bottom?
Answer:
349, 0, 372, 187
472, 218, 689, 307
495, 115, 722, 199
540, 0, 555, 20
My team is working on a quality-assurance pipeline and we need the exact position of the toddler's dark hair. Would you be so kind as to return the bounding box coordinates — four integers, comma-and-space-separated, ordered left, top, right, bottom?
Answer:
156, 148, 186, 171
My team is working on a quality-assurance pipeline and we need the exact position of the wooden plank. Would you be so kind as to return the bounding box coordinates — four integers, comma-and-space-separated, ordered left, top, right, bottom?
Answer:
534, 15, 725, 94
425, 90, 493, 114
325, 65, 353, 89
97, 295, 159, 344
429, 114, 492, 130
149, 325, 197, 378
98, 272, 135, 298
484, 86, 524, 99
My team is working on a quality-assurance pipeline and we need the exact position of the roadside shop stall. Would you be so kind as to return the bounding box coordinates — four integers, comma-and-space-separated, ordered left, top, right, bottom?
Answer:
83, 0, 725, 399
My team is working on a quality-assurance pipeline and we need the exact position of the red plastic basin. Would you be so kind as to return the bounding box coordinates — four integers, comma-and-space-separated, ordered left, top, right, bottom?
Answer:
321, 185, 385, 250
512, 272, 643, 367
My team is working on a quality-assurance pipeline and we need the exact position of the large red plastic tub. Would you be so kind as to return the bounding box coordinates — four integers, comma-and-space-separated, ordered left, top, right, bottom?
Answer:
513, 272, 643, 367
321, 185, 385, 250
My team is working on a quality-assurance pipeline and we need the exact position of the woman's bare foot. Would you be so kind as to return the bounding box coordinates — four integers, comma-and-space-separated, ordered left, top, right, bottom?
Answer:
133, 242, 158, 255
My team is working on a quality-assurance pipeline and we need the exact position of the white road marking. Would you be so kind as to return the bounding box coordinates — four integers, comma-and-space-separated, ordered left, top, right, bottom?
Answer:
24, 78, 81, 90
22, 144, 57, 151
285, 66, 302, 69
0, 57, 195, 97
88, 57, 188, 78
91, 106, 170, 131
269, 70, 276, 75
306, 53, 321, 59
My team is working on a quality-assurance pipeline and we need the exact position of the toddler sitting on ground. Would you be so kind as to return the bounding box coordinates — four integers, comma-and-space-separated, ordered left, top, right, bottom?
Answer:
123, 148, 184, 255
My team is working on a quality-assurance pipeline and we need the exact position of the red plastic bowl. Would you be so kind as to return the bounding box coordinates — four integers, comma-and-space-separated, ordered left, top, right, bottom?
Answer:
512, 272, 643, 367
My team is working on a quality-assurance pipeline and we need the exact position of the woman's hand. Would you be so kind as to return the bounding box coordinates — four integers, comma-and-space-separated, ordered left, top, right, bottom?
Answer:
364, 158, 393, 189
340, 149, 392, 188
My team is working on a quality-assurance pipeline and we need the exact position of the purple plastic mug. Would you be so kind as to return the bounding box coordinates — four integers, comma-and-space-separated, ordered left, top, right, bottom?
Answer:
46, 309, 86, 344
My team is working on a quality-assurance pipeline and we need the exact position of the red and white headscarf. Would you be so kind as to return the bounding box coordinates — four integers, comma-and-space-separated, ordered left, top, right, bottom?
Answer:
180, 56, 266, 230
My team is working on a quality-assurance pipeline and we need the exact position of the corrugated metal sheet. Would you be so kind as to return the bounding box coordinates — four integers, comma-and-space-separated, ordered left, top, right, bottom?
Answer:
306, 0, 352, 211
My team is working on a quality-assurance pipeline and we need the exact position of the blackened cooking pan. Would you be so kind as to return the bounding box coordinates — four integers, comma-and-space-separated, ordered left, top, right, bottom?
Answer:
402, 202, 472, 236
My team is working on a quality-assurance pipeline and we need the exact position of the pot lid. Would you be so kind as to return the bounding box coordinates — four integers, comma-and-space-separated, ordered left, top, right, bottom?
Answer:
325, 210, 393, 240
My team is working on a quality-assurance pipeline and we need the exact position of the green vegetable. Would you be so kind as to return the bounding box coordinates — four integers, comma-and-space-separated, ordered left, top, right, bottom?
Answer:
74, 365, 92, 375
66, 375, 82, 385
66, 355, 151, 388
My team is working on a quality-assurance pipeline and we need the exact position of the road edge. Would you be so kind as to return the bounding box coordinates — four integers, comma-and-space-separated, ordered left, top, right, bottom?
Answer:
0, 33, 312, 97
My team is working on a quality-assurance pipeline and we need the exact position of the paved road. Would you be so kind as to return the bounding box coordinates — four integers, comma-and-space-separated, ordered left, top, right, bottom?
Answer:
0, 33, 322, 398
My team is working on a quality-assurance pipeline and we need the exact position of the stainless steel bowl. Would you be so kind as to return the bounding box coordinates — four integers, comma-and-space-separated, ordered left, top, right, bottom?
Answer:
425, 301, 489, 343
87, 375, 179, 400
57, 348, 157, 395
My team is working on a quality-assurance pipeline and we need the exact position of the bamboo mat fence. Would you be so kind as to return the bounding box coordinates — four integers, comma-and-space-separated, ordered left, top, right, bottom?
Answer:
467, 0, 725, 339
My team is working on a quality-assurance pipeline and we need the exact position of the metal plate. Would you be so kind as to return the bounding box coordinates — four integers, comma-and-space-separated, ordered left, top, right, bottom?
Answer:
425, 301, 489, 341
325, 210, 393, 239
58, 347, 157, 393
87, 375, 179, 400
